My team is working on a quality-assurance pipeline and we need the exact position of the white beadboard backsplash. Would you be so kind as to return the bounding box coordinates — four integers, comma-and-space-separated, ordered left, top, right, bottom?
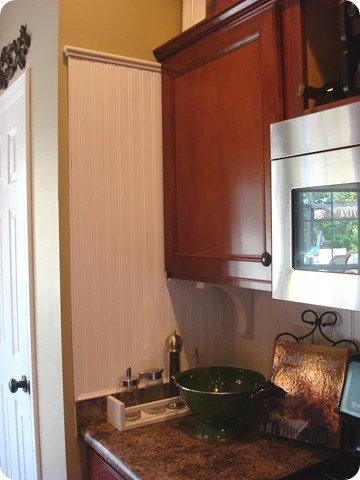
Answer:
67, 48, 360, 400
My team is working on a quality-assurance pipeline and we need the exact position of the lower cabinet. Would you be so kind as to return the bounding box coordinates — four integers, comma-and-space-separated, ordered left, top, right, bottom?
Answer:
88, 448, 126, 480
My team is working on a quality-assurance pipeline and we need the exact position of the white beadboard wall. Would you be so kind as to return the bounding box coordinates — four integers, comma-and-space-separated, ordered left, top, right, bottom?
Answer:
66, 48, 239, 400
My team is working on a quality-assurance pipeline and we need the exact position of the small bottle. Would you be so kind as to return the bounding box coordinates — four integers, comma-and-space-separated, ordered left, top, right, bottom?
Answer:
119, 367, 141, 421
142, 368, 166, 415
192, 348, 202, 368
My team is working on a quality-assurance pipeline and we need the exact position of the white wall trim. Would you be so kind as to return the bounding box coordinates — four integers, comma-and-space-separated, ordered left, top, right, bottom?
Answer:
0, 72, 25, 116
63, 46, 161, 72
25, 68, 42, 480
182, 0, 206, 31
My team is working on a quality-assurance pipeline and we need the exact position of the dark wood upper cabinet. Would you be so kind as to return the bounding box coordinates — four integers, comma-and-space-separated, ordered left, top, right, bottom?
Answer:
154, 1, 283, 289
154, 0, 360, 290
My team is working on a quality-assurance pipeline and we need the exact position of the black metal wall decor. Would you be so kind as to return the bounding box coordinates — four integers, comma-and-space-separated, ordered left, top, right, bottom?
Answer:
276, 309, 359, 352
0, 25, 31, 91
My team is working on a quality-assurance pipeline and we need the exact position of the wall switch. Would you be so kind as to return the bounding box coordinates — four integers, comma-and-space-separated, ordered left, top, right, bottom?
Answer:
196, 282, 205, 289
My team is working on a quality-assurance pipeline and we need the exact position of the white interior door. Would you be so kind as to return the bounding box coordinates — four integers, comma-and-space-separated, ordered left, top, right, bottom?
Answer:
0, 73, 38, 479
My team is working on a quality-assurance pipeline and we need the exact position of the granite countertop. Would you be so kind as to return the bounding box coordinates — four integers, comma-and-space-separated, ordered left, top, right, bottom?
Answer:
81, 404, 333, 480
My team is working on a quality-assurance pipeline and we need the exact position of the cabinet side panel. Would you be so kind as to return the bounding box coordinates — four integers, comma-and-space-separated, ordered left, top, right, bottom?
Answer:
281, 0, 306, 118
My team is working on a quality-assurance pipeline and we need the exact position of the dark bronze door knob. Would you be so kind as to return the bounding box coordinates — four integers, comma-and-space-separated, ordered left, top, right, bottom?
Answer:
9, 375, 28, 393
261, 252, 272, 267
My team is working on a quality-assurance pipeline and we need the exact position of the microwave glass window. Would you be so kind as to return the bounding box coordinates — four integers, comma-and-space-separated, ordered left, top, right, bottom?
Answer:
292, 185, 360, 273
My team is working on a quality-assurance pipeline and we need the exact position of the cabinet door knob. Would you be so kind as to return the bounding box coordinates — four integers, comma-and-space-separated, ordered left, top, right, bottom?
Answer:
261, 252, 272, 267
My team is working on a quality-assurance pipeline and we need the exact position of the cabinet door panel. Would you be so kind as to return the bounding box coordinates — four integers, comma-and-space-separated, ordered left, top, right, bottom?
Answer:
159, 4, 283, 288
174, 37, 264, 258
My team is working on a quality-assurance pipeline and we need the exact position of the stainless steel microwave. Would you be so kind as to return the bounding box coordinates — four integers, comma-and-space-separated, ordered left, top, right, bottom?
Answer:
271, 101, 360, 312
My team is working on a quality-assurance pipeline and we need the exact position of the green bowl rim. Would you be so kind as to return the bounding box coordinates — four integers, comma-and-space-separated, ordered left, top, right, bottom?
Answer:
173, 366, 266, 396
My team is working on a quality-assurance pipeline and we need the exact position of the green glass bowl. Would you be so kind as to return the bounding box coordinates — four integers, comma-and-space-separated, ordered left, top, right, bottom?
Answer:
174, 366, 266, 441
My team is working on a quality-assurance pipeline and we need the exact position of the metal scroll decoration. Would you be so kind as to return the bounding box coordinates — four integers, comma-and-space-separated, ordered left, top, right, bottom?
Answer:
0, 25, 31, 91
275, 309, 359, 351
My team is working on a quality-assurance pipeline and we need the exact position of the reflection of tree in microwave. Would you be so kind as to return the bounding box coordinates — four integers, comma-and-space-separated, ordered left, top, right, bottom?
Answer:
300, 190, 359, 253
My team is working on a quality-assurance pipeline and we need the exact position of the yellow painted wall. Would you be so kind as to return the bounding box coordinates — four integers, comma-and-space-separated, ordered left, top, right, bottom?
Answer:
58, 2, 182, 478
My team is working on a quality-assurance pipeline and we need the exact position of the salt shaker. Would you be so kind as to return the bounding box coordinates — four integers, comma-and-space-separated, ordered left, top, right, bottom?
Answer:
142, 368, 166, 415
119, 367, 141, 421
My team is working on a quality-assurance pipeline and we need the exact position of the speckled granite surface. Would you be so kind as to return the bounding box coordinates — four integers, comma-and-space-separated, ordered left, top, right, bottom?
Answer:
80, 399, 333, 480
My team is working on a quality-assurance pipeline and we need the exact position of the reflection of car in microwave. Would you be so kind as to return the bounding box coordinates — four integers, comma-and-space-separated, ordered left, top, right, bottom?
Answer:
346, 252, 359, 273
329, 252, 358, 273
329, 252, 359, 273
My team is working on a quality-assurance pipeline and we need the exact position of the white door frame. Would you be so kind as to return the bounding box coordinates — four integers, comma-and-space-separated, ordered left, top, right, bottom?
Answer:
24, 69, 42, 479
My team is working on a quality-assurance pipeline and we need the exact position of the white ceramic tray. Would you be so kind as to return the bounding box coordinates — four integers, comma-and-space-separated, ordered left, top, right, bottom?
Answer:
107, 395, 190, 431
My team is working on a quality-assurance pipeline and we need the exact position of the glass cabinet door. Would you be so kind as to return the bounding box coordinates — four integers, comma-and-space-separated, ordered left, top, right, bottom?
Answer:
293, 184, 360, 273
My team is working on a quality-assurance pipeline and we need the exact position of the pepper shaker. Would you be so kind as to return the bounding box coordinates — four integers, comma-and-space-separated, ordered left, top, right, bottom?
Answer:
166, 329, 185, 409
